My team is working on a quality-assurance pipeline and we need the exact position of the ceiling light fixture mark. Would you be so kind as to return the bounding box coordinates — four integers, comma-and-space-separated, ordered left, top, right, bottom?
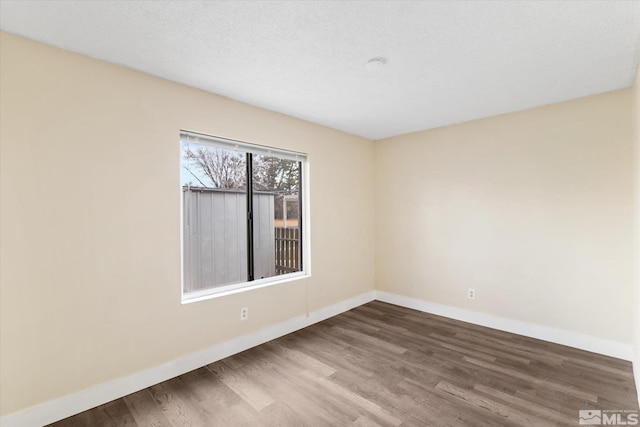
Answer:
366, 57, 387, 72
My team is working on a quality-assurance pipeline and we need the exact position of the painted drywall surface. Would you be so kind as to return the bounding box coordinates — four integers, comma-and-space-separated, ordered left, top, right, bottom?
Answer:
0, 33, 375, 415
375, 90, 634, 344
634, 66, 640, 386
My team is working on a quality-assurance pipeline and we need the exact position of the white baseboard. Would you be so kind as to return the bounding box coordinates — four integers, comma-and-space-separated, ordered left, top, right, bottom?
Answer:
0, 291, 376, 427
375, 291, 634, 361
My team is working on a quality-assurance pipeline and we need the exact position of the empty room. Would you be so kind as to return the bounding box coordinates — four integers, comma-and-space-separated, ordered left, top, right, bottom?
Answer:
1, 1, 639, 426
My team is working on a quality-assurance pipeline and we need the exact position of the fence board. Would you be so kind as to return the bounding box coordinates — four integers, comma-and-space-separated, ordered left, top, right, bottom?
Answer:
275, 227, 301, 275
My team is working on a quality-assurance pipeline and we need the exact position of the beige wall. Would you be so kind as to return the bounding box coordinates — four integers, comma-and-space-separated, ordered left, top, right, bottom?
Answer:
634, 66, 640, 385
0, 33, 376, 415
376, 90, 634, 344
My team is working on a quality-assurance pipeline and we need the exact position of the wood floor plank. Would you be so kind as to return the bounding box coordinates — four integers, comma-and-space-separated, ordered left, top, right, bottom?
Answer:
49, 301, 639, 426
146, 380, 209, 427
472, 384, 574, 425
463, 356, 600, 403
434, 381, 542, 426
263, 341, 337, 377
300, 369, 403, 427
397, 377, 512, 427
243, 344, 360, 426
207, 360, 275, 411
123, 389, 173, 427
50, 399, 138, 427
353, 415, 385, 427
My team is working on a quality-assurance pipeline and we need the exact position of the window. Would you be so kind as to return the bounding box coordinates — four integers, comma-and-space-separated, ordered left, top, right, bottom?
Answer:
180, 131, 307, 302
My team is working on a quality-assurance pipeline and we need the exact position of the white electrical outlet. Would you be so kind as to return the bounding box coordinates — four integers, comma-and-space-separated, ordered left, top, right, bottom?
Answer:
240, 307, 248, 321
468, 288, 476, 300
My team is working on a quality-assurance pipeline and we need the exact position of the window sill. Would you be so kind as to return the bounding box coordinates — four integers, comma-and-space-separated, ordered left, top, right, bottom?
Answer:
181, 272, 310, 304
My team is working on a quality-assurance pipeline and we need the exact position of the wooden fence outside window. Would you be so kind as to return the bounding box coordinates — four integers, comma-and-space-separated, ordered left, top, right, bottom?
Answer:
274, 227, 301, 275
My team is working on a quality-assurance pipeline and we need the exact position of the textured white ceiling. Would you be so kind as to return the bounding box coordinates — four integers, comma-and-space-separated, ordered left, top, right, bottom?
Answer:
1, 1, 639, 140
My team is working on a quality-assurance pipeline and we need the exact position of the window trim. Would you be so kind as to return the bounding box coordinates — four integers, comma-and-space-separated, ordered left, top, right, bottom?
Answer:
179, 130, 311, 304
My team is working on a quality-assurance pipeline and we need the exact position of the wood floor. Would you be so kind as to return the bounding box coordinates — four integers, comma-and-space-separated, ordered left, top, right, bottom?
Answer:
49, 301, 639, 426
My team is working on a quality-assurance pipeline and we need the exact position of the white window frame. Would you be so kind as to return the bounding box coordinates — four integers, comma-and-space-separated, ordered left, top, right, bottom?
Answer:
180, 130, 311, 304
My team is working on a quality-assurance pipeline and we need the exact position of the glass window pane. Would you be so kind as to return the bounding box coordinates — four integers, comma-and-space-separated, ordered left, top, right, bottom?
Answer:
181, 140, 248, 292
252, 154, 302, 279
181, 141, 246, 190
